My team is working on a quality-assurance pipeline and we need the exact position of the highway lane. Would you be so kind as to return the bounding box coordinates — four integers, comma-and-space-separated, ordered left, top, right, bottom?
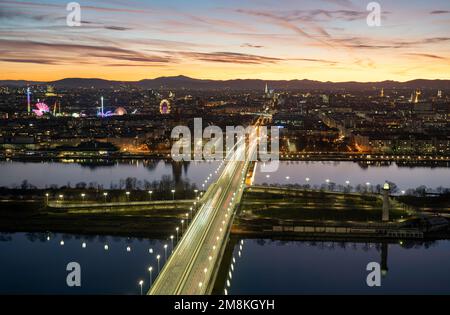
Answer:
179, 144, 252, 294
150, 135, 257, 295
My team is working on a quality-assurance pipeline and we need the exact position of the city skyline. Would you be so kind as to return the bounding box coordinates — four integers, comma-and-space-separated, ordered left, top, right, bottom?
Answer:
1, 0, 450, 82
1, 0, 450, 300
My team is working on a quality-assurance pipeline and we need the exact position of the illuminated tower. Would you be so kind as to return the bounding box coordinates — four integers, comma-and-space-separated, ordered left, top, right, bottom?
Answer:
437, 90, 442, 98
413, 89, 421, 104
265, 83, 269, 95
382, 182, 390, 222
101, 96, 104, 117
53, 100, 57, 116
27, 87, 31, 114
380, 88, 384, 98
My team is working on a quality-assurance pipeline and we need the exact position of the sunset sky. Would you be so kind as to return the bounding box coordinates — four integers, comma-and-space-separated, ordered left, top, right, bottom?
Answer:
1, 0, 450, 82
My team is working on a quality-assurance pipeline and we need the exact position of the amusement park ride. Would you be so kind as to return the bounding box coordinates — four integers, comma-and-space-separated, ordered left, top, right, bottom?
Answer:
27, 85, 62, 117
26, 85, 175, 118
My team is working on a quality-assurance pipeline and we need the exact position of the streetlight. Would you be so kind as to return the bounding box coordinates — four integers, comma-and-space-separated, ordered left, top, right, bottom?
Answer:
164, 244, 168, 261
305, 178, 310, 190
181, 220, 184, 234
176, 227, 179, 243
170, 235, 174, 253
138, 280, 144, 295
148, 267, 153, 287
81, 193, 86, 203
126, 191, 130, 202
59, 194, 64, 203
45, 193, 49, 206
103, 192, 108, 203
171, 189, 176, 201
194, 189, 199, 199
148, 190, 153, 201
156, 255, 161, 273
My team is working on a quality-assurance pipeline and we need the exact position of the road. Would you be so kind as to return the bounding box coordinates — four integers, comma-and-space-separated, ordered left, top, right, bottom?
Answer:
149, 130, 258, 295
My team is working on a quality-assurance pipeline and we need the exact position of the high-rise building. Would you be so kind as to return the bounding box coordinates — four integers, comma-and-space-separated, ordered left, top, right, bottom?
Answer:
45, 85, 57, 97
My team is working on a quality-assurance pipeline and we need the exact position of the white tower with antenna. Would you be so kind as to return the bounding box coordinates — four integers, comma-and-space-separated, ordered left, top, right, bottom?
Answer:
101, 96, 104, 117
27, 87, 31, 114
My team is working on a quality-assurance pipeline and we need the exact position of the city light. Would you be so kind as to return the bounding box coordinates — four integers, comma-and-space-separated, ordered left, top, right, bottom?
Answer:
1, 1, 449, 298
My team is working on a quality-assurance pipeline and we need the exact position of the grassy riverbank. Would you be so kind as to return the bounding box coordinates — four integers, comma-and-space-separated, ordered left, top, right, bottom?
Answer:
0, 201, 185, 238
0, 188, 448, 238
239, 189, 409, 222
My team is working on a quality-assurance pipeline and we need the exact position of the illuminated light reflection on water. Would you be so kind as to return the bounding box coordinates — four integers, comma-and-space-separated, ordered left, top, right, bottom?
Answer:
0, 160, 219, 188
0, 160, 448, 191
0, 232, 166, 295
224, 239, 450, 294
254, 161, 450, 191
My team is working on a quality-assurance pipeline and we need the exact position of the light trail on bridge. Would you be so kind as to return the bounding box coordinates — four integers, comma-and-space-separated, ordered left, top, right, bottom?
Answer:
149, 124, 260, 295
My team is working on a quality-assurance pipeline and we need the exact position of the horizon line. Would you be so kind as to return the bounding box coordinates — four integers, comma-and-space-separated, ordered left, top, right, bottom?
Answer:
1, 75, 450, 84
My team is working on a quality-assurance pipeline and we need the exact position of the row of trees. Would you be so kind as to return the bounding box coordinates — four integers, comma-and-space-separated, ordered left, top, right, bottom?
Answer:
259, 182, 450, 196
1, 176, 199, 202
7, 176, 196, 192
403, 186, 450, 197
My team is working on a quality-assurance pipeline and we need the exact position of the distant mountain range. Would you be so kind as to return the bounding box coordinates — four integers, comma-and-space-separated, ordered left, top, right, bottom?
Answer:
1, 75, 449, 90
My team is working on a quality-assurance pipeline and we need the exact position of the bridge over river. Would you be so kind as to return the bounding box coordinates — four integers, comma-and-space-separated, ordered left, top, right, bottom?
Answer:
149, 127, 260, 295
